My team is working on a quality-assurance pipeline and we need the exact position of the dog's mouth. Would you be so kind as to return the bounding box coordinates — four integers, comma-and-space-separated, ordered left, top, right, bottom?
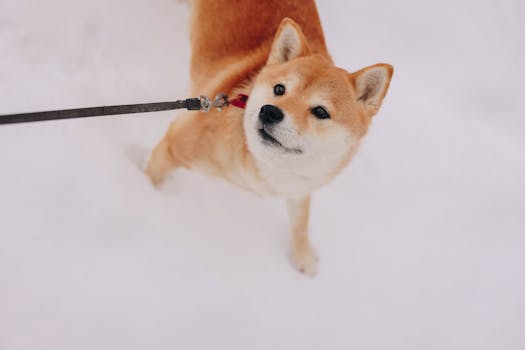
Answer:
257, 127, 302, 154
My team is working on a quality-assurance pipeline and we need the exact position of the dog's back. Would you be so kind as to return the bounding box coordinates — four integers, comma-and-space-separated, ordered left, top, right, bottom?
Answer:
189, 0, 330, 95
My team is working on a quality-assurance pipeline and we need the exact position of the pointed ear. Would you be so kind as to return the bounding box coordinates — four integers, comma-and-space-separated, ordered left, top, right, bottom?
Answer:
268, 18, 311, 64
352, 63, 393, 116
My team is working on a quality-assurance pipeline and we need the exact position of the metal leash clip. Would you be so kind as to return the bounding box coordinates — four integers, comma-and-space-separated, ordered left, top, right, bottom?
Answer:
199, 93, 229, 112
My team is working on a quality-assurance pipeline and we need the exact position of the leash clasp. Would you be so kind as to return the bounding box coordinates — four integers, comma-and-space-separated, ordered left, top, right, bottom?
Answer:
199, 93, 229, 112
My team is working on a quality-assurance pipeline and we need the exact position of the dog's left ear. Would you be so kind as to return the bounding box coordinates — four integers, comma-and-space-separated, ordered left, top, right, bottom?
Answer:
351, 64, 393, 116
268, 18, 311, 64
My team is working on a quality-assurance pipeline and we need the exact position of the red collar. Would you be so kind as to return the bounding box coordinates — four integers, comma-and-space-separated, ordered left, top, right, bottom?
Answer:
229, 94, 249, 109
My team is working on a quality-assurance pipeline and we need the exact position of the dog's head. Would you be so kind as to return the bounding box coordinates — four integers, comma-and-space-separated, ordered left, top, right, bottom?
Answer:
244, 18, 393, 184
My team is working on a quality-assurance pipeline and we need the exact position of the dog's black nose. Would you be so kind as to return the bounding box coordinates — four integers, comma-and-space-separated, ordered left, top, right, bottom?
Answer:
259, 105, 284, 125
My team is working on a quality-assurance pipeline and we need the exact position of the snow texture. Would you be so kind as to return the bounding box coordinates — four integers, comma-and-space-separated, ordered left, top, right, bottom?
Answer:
0, 0, 524, 349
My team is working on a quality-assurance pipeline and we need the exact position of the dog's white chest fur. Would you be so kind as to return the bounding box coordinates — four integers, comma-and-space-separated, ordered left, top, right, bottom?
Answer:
242, 148, 351, 198
256, 164, 329, 197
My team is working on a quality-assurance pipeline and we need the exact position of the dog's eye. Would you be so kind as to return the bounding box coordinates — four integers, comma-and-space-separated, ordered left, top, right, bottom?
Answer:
273, 84, 286, 96
311, 106, 330, 119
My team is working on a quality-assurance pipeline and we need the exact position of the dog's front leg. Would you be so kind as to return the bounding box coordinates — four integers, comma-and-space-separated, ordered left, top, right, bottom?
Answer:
287, 195, 318, 276
145, 137, 176, 186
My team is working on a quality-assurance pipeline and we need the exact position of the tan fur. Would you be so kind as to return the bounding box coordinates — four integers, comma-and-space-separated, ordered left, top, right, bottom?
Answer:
146, 0, 393, 276
287, 196, 318, 276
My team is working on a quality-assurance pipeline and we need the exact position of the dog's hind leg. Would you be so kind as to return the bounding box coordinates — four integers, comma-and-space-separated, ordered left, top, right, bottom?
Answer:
145, 137, 177, 186
287, 195, 318, 276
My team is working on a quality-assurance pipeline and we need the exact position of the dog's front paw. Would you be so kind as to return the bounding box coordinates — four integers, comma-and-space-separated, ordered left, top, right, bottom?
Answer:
291, 243, 318, 277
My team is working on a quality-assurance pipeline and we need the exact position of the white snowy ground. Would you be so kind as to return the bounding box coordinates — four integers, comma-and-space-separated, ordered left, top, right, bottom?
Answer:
0, 0, 524, 349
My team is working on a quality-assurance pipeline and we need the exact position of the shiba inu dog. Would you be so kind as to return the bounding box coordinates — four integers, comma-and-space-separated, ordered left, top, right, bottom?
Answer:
146, 0, 393, 276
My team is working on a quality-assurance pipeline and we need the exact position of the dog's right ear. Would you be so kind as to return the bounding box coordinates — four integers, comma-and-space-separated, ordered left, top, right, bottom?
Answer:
268, 18, 311, 64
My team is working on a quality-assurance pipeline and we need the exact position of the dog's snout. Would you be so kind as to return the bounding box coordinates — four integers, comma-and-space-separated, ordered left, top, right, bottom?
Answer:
259, 105, 284, 125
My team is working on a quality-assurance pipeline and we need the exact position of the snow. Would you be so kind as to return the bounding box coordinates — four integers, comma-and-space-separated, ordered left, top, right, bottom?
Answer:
0, 0, 524, 349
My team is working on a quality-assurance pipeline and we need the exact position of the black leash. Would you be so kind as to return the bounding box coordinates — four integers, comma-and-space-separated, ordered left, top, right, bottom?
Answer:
0, 94, 229, 125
